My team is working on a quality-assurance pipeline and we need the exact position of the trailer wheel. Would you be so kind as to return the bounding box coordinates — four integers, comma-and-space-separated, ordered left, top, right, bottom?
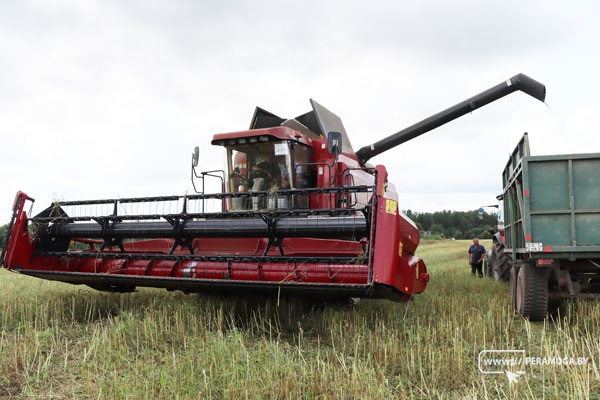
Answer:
492, 240, 512, 282
515, 263, 547, 321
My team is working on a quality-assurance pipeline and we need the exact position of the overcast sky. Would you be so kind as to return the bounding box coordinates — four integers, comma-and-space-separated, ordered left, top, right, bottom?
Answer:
1, 1, 599, 225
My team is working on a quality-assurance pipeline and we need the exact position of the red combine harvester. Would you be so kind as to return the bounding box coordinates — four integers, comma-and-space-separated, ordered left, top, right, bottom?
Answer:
2, 74, 545, 302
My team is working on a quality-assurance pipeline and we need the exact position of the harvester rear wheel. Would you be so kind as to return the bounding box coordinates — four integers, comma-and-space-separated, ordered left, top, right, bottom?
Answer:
515, 263, 547, 321
492, 240, 512, 282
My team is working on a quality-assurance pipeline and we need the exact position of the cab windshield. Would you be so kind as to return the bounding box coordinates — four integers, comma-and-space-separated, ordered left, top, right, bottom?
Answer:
226, 140, 313, 210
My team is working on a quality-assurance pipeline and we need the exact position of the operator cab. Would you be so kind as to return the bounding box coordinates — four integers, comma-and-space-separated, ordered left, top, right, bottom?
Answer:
202, 99, 352, 211
223, 132, 314, 210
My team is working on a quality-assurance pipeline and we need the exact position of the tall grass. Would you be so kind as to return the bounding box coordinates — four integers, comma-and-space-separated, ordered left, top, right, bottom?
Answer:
1, 240, 599, 398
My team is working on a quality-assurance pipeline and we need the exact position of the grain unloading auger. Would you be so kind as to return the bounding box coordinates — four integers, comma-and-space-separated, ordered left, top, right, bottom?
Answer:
2, 74, 545, 302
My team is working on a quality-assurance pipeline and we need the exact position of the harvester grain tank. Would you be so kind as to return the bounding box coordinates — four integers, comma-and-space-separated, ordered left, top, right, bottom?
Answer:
2, 74, 545, 303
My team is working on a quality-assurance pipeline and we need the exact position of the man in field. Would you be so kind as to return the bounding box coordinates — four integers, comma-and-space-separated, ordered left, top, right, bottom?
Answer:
468, 238, 486, 278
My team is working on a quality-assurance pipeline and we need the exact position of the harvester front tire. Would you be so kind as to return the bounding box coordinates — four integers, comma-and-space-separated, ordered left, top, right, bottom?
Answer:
492, 240, 512, 282
515, 263, 547, 321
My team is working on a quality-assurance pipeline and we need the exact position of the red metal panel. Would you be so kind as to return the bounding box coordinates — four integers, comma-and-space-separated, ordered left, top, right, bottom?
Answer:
2, 193, 35, 270
26, 254, 370, 285
369, 166, 429, 298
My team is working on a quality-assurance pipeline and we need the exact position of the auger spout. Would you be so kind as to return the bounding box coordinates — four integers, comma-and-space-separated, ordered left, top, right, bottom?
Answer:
355, 73, 546, 164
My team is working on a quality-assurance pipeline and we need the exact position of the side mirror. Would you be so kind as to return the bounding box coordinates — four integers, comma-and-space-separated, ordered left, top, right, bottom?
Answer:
327, 132, 343, 155
192, 146, 199, 168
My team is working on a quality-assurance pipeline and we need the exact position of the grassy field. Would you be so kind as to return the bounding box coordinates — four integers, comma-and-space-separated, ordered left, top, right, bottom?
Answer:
1, 239, 599, 399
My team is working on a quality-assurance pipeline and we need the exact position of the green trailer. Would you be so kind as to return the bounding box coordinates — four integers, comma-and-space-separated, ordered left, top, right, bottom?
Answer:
491, 133, 600, 320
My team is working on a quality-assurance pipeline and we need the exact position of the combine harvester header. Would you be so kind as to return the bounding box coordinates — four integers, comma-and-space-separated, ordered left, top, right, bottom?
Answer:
2, 74, 545, 303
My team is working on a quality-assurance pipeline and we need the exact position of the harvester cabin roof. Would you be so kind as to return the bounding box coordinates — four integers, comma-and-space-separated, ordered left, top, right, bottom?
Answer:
211, 126, 313, 147
211, 99, 354, 152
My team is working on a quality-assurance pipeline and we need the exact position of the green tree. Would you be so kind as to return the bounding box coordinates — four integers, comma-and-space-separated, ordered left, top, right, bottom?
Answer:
0, 223, 8, 244
451, 229, 463, 240
430, 223, 445, 237
403, 209, 498, 240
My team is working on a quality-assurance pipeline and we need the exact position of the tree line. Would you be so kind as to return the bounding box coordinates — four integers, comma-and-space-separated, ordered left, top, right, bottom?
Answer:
403, 209, 497, 240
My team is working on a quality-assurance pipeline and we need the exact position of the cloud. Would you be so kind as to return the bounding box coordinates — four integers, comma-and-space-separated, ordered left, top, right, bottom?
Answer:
1, 1, 599, 224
